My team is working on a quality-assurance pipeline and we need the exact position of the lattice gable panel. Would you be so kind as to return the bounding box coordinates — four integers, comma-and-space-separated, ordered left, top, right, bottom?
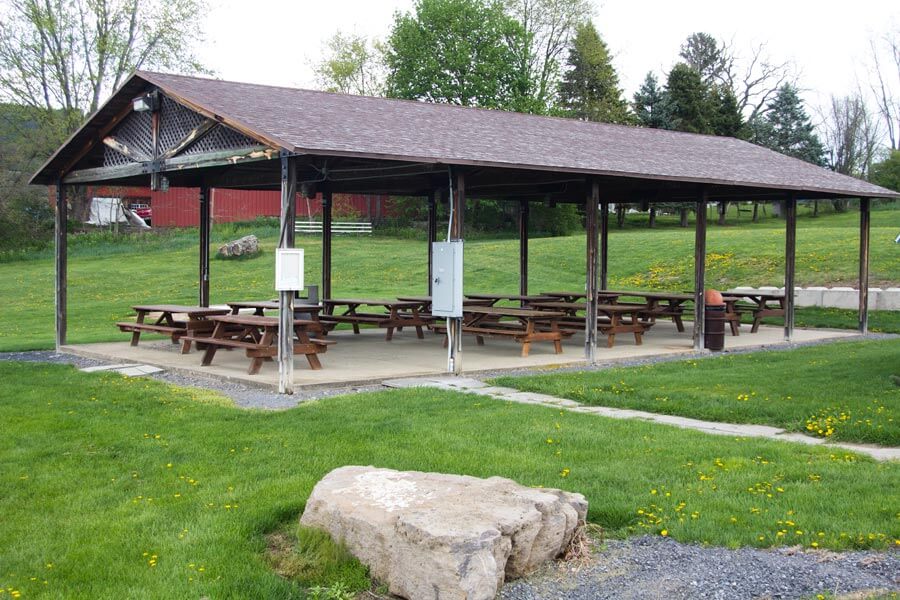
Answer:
92, 93, 263, 169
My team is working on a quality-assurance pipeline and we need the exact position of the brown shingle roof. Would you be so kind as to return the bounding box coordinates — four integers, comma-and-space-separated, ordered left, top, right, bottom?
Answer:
32, 70, 897, 198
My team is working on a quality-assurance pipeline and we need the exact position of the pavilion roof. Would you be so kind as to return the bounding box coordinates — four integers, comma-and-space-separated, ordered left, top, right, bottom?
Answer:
32, 71, 896, 199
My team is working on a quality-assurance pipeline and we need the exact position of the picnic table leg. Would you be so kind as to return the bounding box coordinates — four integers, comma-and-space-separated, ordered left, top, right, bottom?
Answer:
520, 320, 534, 357
294, 325, 322, 370
606, 313, 617, 348
551, 321, 563, 354
249, 329, 275, 375
200, 322, 225, 366
131, 311, 146, 346
180, 318, 198, 354
632, 312, 643, 345
671, 303, 686, 332
412, 308, 425, 339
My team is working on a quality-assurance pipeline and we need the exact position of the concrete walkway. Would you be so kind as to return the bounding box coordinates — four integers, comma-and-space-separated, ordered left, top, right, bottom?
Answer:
382, 376, 900, 462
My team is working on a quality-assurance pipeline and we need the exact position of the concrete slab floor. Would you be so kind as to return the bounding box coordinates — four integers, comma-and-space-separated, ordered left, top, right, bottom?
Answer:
62, 322, 857, 391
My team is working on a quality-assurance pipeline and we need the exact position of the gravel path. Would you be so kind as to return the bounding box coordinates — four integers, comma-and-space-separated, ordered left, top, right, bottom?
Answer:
501, 536, 899, 600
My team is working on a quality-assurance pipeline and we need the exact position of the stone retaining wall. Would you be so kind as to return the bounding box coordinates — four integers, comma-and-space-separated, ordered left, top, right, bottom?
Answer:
731, 286, 900, 310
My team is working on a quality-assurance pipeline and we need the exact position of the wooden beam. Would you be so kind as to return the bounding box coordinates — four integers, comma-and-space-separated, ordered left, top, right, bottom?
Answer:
322, 188, 333, 301
59, 100, 137, 177
103, 136, 150, 162
55, 182, 67, 349
161, 119, 218, 160
427, 191, 437, 294
519, 199, 529, 297
600, 200, 609, 289
449, 169, 465, 375
199, 184, 211, 307
278, 155, 297, 394
693, 189, 708, 351
585, 179, 599, 362
784, 193, 797, 341
859, 197, 870, 334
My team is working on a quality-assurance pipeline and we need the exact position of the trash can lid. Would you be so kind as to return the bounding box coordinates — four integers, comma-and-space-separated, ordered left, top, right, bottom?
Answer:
705, 289, 725, 306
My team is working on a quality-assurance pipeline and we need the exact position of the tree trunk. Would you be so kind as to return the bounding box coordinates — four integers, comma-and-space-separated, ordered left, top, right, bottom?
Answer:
752, 202, 759, 222
648, 207, 656, 228
813, 200, 819, 217
616, 204, 625, 228
680, 206, 689, 227
717, 201, 727, 226
831, 198, 848, 212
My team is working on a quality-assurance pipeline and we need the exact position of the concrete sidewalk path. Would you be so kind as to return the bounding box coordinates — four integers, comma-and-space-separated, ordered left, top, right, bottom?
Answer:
383, 376, 900, 462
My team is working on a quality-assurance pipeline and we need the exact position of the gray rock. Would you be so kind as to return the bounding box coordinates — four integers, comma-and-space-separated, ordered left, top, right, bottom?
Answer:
217, 234, 259, 257
300, 466, 588, 600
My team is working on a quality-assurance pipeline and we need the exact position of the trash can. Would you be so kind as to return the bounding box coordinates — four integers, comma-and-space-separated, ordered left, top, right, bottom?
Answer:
704, 304, 726, 351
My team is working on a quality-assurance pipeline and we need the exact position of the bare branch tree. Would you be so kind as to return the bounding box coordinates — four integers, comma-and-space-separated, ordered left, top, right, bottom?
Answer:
819, 94, 882, 209
867, 30, 900, 150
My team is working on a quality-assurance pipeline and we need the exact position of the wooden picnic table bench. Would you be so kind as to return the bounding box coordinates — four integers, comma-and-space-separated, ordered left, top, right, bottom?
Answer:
320, 298, 430, 341
435, 305, 568, 357
531, 301, 651, 347
116, 304, 231, 353
180, 314, 334, 374
723, 291, 786, 333
539, 291, 622, 303
226, 300, 322, 317
597, 290, 692, 332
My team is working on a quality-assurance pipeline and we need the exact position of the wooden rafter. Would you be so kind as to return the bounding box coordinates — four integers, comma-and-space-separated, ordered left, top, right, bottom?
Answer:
161, 118, 218, 160
103, 136, 150, 162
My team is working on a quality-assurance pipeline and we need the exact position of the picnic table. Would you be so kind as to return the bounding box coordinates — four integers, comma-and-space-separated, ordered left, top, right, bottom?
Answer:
116, 304, 231, 353
320, 298, 430, 341
181, 314, 334, 374
226, 300, 321, 316
539, 291, 622, 303
441, 305, 569, 357
463, 293, 556, 306
530, 301, 650, 348
724, 291, 786, 333
396, 296, 494, 311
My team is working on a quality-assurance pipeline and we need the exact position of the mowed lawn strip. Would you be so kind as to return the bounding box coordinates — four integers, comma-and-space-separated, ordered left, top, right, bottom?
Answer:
493, 338, 900, 446
1, 362, 898, 599
1, 208, 898, 351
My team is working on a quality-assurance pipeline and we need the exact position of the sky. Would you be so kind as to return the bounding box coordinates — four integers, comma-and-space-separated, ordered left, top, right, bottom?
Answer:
196, 0, 899, 115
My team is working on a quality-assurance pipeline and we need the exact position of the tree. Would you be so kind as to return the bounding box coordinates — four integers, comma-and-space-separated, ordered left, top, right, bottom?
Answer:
0, 0, 208, 220
679, 32, 727, 85
504, 0, 592, 112
632, 72, 670, 129
820, 94, 882, 210
868, 30, 900, 150
556, 21, 630, 123
750, 84, 825, 166
709, 84, 744, 138
314, 32, 386, 96
384, 0, 529, 110
665, 63, 710, 134
870, 150, 900, 192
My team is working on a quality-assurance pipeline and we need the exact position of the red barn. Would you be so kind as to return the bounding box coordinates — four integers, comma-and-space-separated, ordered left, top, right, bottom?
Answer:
85, 186, 392, 227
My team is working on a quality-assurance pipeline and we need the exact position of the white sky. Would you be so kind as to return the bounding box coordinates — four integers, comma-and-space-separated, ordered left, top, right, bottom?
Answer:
196, 0, 899, 116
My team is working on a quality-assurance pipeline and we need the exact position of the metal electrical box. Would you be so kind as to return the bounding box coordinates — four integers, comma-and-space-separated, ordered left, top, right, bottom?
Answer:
432, 241, 463, 317
275, 248, 304, 291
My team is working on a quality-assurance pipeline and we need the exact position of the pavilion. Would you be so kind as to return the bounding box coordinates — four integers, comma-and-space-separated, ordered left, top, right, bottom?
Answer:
32, 71, 897, 393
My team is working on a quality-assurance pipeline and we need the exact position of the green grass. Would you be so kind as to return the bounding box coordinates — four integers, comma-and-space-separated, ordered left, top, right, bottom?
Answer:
0, 362, 897, 598
0, 208, 897, 352
762, 306, 900, 334
493, 338, 900, 446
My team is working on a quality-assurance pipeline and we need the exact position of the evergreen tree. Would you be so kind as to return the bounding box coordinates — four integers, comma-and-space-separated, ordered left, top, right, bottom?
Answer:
632, 72, 671, 129
750, 84, 826, 165
665, 63, 711, 134
710, 85, 745, 138
556, 22, 631, 123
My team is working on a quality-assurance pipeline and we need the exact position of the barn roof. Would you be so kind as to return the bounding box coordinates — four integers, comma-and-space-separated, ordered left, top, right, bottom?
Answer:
32, 70, 896, 199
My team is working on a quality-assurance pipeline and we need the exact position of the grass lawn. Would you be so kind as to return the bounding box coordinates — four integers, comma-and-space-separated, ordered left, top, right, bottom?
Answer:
493, 338, 900, 446
0, 362, 897, 598
0, 208, 897, 351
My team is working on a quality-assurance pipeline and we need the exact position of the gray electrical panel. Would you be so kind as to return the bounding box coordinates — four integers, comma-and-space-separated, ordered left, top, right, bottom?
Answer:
432, 241, 463, 317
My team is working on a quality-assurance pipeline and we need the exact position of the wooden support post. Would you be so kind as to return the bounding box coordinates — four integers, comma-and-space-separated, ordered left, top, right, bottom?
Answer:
427, 191, 436, 294
693, 189, 708, 351
278, 155, 297, 394
784, 193, 797, 342
859, 197, 870, 334
585, 180, 599, 362
322, 188, 333, 301
198, 184, 211, 307
55, 181, 67, 350
600, 200, 609, 290
449, 170, 465, 375
519, 199, 529, 297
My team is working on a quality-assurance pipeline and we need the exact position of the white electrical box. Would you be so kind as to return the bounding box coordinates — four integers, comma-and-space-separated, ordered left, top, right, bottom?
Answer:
275, 248, 304, 291
432, 241, 463, 317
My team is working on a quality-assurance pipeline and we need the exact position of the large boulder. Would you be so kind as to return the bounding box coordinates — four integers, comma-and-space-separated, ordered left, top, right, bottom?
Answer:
300, 466, 588, 600
217, 234, 259, 258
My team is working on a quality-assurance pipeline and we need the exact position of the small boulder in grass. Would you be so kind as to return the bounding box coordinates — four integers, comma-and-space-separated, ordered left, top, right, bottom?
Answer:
300, 465, 588, 600
217, 235, 259, 258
